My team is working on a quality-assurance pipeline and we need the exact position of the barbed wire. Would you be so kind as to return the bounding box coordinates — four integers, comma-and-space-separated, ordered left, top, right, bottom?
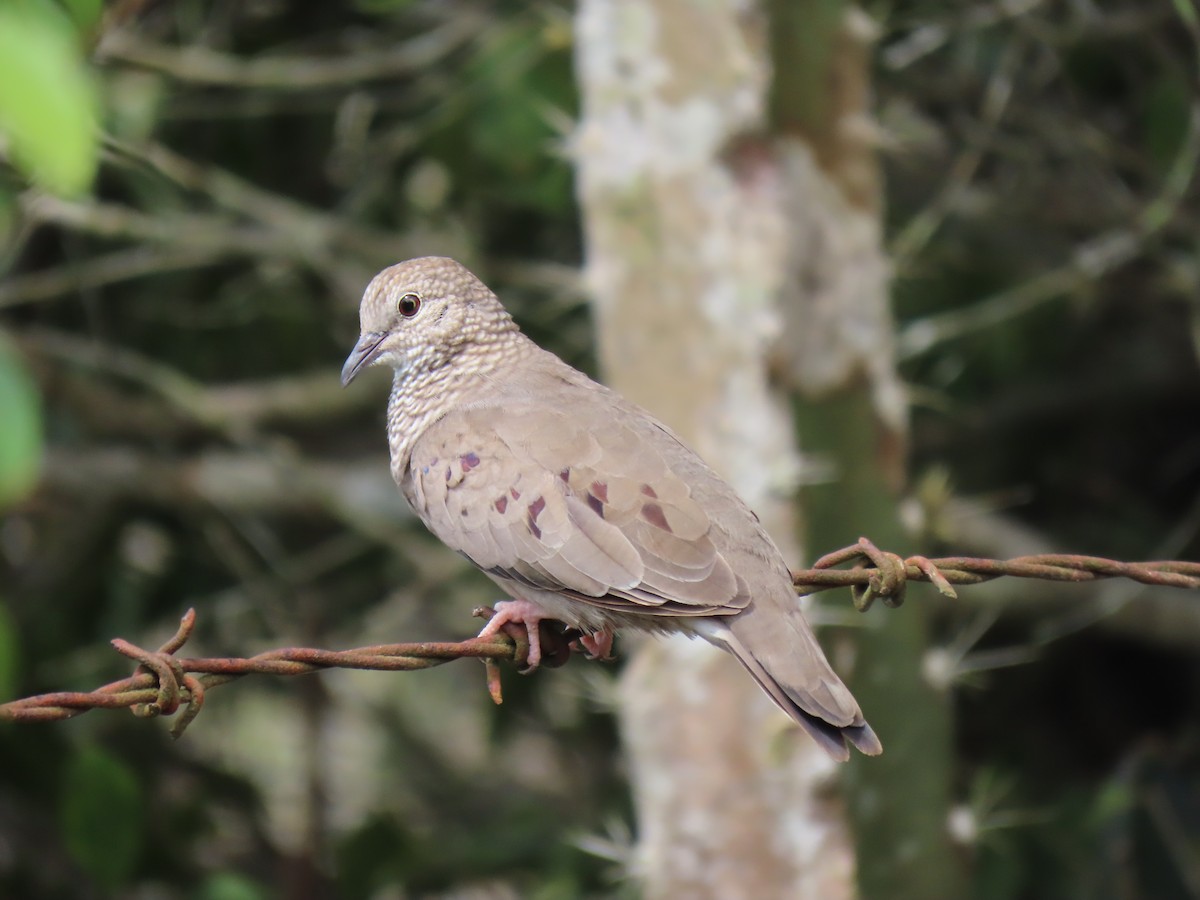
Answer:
3, 537, 1199, 735
0, 606, 577, 737
794, 538, 1200, 610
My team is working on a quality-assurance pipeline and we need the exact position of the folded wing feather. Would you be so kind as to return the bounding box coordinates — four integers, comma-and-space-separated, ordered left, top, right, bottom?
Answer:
406, 405, 748, 616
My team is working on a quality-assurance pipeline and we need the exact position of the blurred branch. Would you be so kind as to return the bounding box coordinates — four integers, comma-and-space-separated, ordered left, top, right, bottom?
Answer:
879, 1, 1172, 71
11, 133, 416, 306
102, 138, 404, 267
6, 540, 1199, 736
95, 17, 481, 89
21, 329, 240, 434
880, 0, 1039, 70
489, 259, 585, 301
897, 102, 1200, 359
0, 246, 218, 308
39, 446, 406, 528
19, 329, 381, 434
16, 193, 287, 262
889, 36, 1018, 269
0, 607, 576, 737
896, 231, 1128, 361
205, 373, 382, 428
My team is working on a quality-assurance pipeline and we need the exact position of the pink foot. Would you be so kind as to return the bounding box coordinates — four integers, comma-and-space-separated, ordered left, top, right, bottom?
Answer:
479, 599, 546, 668
575, 630, 614, 660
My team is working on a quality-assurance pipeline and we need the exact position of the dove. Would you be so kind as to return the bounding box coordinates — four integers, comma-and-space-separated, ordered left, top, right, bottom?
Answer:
341, 256, 881, 760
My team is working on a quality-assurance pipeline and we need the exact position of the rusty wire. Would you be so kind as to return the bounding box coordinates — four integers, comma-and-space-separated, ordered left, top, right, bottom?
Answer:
3, 538, 1199, 735
0, 606, 577, 737
793, 537, 1200, 611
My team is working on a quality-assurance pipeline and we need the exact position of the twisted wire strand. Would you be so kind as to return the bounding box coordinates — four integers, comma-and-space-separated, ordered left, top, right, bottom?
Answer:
3, 538, 1198, 734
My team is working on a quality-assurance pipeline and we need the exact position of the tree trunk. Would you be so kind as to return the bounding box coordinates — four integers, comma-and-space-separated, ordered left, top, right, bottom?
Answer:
769, 3, 967, 898
574, 2, 856, 896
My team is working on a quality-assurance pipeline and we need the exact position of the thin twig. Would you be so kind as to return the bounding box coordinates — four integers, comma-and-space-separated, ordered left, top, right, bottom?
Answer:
18, 329, 380, 436
896, 100, 1200, 360
95, 17, 480, 90
0, 246, 219, 308
100, 137, 401, 264
17, 193, 287, 259
889, 34, 1019, 269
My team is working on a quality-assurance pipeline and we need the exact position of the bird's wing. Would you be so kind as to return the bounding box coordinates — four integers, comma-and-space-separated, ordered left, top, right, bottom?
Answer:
405, 402, 749, 616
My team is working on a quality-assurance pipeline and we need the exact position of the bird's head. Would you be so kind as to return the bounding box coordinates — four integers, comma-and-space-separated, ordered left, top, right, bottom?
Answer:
341, 256, 517, 386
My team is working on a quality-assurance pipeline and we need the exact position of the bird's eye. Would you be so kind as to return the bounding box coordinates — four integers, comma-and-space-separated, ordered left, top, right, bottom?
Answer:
398, 293, 421, 317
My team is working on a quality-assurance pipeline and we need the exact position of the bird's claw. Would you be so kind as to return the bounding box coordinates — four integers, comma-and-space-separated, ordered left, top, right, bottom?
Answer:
476, 603, 609, 671
572, 630, 614, 661
478, 599, 547, 670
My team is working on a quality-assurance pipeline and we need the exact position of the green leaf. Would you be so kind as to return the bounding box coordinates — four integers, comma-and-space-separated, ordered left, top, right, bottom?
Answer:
59, 0, 104, 33
59, 745, 144, 889
0, 599, 19, 703
194, 872, 269, 900
0, 335, 42, 509
0, 3, 100, 195
1171, 0, 1200, 30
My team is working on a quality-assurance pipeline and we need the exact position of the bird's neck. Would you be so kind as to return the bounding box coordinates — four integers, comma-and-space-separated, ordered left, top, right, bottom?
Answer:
384, 330, 534, 479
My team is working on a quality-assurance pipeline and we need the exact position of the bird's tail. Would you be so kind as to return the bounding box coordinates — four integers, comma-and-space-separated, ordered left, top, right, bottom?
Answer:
696, 601, 882, 761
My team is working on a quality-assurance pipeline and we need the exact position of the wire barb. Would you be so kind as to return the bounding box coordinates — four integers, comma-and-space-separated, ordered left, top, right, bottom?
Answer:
796, 537, 1200, 610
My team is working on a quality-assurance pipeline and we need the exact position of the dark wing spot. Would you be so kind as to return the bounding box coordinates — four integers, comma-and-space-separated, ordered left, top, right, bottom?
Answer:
641, 502, 672, 533
560, 467, 570, 483
510, 487, 521, 500
640, 483, 658, 499
527, 496, 546, 540
529, 496, 546, 522
495, 495, 508, 514
591, 481, 609, 503
461, 452, 480, 472
461, 508, 468, 517
587, 493, 605, 519
445, 466, 452, 482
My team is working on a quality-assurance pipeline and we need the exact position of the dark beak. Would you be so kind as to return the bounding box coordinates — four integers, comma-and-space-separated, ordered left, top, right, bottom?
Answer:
341, 332, 388, 386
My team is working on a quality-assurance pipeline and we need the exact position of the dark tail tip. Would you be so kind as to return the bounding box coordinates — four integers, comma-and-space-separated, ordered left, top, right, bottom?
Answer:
797, 711, 883, 762
696, 617, 883, 761
845, 721, 883, 757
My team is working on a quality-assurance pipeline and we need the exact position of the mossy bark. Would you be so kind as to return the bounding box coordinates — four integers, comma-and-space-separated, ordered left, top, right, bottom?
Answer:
769, 2, 967, 896
796, 388, 966, 900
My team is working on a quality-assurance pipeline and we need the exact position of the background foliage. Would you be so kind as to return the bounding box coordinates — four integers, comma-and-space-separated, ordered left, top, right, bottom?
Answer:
1, 0, 1198, 897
